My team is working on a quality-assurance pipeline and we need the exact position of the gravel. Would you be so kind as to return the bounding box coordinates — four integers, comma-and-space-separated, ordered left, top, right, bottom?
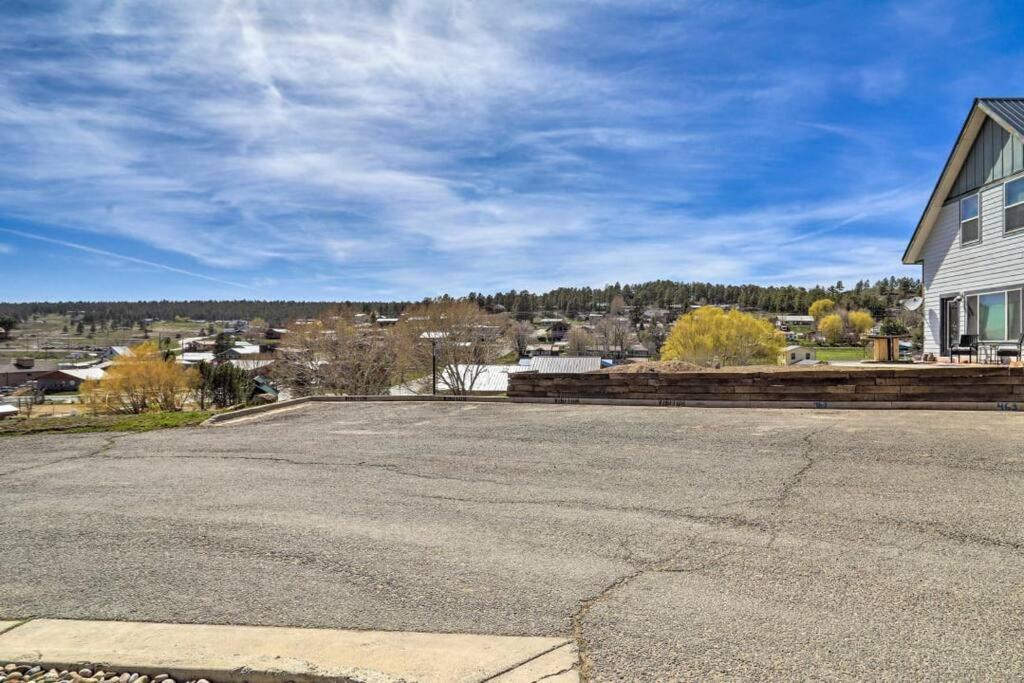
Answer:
0, 665, 220, 683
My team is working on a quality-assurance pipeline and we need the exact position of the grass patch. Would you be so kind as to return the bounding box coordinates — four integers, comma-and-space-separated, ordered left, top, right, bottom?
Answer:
0, 410, 214, 437
815, 346, 869, 362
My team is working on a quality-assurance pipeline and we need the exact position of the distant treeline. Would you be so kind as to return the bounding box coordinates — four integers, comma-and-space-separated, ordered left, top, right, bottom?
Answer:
470, 276, 921, 319
0, 276, 920, 325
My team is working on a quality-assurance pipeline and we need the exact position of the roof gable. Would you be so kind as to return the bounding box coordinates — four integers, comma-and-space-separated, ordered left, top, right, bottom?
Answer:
949, 116, 1024, 198
903, 99, 1024, 264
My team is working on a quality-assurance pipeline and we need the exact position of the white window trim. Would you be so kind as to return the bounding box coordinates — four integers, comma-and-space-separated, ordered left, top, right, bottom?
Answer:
1004, 178, 1024, 235
960, 193, 981, 246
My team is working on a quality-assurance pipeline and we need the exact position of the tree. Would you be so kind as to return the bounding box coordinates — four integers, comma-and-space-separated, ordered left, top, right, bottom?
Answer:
847, 310, 874, 336
81, 341, 196, 414
213, 332, 233, 355
609, 294, 627, 316
194, 361, 254, 409
819, 314, 845, 344
566, 326, 595, 356
661, 307, 784, 367
395, 300, 507, 395
508, 320, 535, 358
273, 312, 399, 397
593, 317, 630, 357
808, 299, 835, 323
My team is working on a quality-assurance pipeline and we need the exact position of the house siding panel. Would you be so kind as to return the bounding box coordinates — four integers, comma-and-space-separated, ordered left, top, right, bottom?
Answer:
922, 172, 1024, 354
951, 117, 1024, 198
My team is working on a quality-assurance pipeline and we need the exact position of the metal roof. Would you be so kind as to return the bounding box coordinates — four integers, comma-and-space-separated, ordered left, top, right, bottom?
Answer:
529, 356, 602, 374
435, 364, 529, 393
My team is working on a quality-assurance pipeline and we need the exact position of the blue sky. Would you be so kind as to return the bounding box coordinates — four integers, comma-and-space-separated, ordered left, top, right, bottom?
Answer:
0, 0, 1021, 302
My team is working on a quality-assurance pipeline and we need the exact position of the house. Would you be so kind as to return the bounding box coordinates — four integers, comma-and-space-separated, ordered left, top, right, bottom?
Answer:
104, 346, 134, 360
179, 352, 216, 365
0, 404, 18, 419
904, 99, 1024, 356
35, 367, 106, 393
780, 345, 817, 366
0, 359, 59, 387
264, 328, 290, 340
775, 315, 814, 329
536, 319, 570, 342
222, 342, 261, 358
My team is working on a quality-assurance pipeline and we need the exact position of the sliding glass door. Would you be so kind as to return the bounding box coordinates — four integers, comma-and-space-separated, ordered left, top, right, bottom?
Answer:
966, 288, 1023, 341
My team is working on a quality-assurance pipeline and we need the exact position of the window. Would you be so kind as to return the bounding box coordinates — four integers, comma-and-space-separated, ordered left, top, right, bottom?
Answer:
979, 293, 1005, 341
1006, 178, 1024, 233
1010, 289, 1022, 340
960, 194, 980, 244
967, 288, 1023, 341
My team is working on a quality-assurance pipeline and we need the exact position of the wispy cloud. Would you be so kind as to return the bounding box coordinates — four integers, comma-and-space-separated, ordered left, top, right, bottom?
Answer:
0, 0, 988, 299
0, 228, 254, 290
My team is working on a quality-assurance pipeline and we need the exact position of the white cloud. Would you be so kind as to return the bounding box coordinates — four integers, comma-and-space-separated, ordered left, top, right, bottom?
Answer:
0, 0, 927, 297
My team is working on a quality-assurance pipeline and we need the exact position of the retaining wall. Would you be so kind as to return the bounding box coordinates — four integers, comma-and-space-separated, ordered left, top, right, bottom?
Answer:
507, 366, 1024, 411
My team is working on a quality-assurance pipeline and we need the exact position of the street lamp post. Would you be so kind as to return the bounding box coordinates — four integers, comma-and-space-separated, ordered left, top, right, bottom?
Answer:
431, 338, 438, 395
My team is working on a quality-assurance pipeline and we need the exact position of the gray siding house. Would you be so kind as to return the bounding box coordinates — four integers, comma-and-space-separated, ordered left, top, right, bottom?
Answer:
904, 98, 1024, 357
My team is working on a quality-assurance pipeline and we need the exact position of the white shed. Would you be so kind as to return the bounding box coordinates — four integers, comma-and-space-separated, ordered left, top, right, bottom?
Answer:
780, 345, 817, 365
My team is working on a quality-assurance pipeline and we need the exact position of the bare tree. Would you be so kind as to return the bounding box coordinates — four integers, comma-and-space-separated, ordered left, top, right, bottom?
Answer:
508, 320, 535, 358
396, 301, 507, 395
594, 317, 630, 357
566, 326, 595, 356
272, 312, 398, 396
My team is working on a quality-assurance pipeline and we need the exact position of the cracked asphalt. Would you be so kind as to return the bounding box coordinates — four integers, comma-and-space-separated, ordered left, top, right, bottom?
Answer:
2, 402, 1024, 681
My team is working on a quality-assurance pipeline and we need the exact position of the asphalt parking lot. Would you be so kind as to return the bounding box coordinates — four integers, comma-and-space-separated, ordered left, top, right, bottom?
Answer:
2, 402, 1024, 681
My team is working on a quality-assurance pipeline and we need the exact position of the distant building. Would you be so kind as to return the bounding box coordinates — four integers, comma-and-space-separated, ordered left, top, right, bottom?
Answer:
35, 367, 106, 393
103, 346, 134, 360
0, 359, 59, 387
536, 320, 570, 342
775, 315, 814, 328
780, 345, 817, 365
528, 356, 602, 373
435, 364, 530, 394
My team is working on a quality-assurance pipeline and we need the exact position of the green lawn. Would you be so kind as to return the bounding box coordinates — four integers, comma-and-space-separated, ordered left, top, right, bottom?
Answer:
0, 411, 214, 437
815, 346, 869, 362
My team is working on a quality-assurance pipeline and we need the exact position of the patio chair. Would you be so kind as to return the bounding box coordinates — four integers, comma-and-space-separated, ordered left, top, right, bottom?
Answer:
996, 333, 1024, 363
950, 334, 978, 364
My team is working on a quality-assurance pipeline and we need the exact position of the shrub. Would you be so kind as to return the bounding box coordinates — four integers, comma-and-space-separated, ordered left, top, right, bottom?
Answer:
880, 318, 910, 336
661, 307, 784, 367
81, 341, 196, 414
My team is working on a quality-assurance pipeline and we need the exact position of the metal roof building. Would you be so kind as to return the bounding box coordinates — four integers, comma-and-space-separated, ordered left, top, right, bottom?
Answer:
529, 356, 603, 373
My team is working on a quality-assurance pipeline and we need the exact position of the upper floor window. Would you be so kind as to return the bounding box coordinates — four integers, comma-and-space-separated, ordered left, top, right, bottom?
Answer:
1005, 178, 1024, 233
960, 194, 980, 245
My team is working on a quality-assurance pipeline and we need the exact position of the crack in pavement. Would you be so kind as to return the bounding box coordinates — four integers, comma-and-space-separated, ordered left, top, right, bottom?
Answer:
0, 433, 123, 479
85, 451, 512, 486
408, 493, 769, 531
568, 420, 836, 682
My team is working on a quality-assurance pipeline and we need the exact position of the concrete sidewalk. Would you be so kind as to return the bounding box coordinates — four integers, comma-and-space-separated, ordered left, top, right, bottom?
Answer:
0, 619, 577, 683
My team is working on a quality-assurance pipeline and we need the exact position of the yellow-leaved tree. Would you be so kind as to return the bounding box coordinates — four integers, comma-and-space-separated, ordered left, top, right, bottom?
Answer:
847, 310, 875, 336
808, 298, 836, 323
660, 307, 784, 367
819, 314, 845, 344
81, 341, 196, 414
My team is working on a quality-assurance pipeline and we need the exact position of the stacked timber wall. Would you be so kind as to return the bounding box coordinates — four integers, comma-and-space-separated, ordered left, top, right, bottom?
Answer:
507, 366, 1024, 411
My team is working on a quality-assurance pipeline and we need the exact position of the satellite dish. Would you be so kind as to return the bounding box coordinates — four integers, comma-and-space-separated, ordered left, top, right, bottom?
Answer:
903, 296, 923, 311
